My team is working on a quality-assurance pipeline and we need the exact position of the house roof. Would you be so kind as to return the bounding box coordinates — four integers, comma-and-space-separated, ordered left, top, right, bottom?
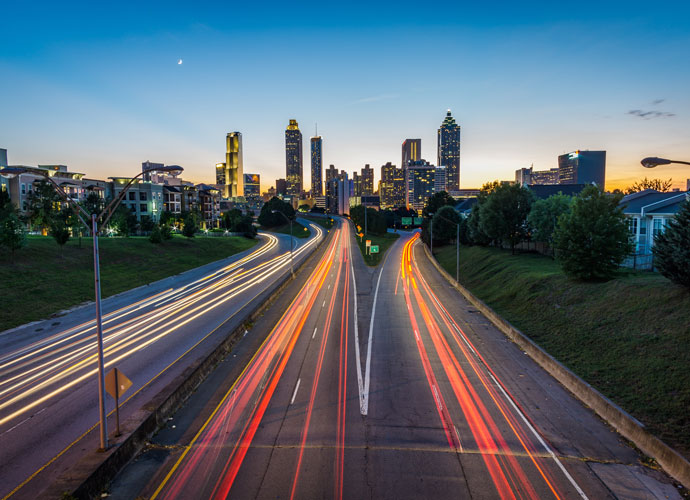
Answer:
620, 190, 687, 215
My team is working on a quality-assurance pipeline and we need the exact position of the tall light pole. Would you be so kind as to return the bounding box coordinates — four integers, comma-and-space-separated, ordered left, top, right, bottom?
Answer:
1, 165, 183, 450
427, 212, 434, 255
272, 210, 294, 276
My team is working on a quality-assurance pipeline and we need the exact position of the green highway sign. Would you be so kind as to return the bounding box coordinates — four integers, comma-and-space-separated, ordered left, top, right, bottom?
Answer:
401, 217, 412, 226
370, 245, 379, 254
414, 217, 423, 225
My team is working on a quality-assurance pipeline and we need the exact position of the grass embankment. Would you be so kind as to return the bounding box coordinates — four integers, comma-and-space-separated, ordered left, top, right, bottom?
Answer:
434, 244, 690, 458
355, 232, 400, 266
301, 215, 334, 230
0, 235, 258, 332
260, 221, 311, 239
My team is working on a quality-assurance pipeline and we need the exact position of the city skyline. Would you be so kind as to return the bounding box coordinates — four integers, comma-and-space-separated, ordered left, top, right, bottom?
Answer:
1, 1, 689, 192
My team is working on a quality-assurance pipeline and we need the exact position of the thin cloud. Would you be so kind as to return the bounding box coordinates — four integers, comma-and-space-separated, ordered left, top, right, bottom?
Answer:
350, 94, 399, 104
627, 109, 675, 119
652, 99, 665, 105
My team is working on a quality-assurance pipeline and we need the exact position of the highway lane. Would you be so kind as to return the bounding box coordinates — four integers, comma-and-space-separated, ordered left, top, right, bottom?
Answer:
147, 219, 364, 500
0, 221, 324, 499
113, 225, 681, 499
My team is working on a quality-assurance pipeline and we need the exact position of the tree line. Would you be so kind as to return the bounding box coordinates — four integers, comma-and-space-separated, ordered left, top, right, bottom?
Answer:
422, 184, 690, 286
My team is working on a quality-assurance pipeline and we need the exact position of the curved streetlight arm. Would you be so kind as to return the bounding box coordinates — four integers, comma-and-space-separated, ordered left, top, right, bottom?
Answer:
97, 171, 147, 232
641, 157, 690, 168
41, 173, 92, 228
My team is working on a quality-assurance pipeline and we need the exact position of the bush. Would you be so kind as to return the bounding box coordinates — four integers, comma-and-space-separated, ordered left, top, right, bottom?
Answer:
149, 225, 163, 244
0, 211, 26, 254
553, 185, 632, 281
653, 198, 690, 288
160, 224, 173, 240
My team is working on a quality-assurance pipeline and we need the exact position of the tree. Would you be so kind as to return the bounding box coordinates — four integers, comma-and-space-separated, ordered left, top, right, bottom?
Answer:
652, 198, 690, 288
465, 181, 499, 246
298, 203, 310, 212
0, 211, 26, 256
527, 193, 573, 248
625, 177, 673, 194
258, 197, 295, 228
432, 206, 461, 245
82, 192, 104, 217
553, 185, 633, 281
182, 213, 198, 238
222, 208, 243, 230
160, 223, 173, 240
479, 183, 534, 253
422, 191, 456, 218
50, 211, 71, 251
26, 179, 59, 233
350, 205, 386, 235
111, 204, 138, 236
310, 206, 325, 214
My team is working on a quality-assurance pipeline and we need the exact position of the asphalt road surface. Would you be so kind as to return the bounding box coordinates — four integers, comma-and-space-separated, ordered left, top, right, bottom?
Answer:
0, 221, 324, 500
111, 225, 681, 499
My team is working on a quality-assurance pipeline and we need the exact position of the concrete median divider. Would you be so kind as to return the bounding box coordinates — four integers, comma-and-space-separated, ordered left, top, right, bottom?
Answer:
423, 243, 690, 489
53, 229, 333, 500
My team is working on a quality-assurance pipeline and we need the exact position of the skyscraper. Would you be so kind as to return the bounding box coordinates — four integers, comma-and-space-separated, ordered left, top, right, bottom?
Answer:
402, 139, 421, 172
361, 164, 374, 195
142, 160, 164, 182
243, 173, 260, 201
285, 119, 303, 196
558, 150, 606, 187
216, 132, 243, 198
310, 135, 323, 197
380, 162, 405, 209
406, 160, 436, 211
437, 110, 461, 191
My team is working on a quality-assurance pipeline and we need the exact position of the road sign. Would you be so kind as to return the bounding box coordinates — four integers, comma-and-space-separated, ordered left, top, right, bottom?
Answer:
105, 368, 132, 437
370, 245, 379, 254
365, 240, 371, 247
401, 217, 412, 226
414, 217, 423, 225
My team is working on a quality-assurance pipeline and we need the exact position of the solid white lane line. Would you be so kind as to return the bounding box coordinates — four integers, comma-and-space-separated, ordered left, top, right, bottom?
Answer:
322, 300, 326, 308
328, 284, 331, 290
361, 259, 385, 416
351, 243, 365, 415
290, 378, 301, 405
312, 327, 318, 339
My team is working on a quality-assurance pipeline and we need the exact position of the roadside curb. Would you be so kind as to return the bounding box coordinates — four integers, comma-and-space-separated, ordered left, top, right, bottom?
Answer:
422, 243, 690, 489
54, 229, 332, 500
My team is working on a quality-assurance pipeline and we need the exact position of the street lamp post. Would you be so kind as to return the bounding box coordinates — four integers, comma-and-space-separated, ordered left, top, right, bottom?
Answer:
272, 210, 294, 276
428, 212, 434, 255
1, 165, 182, 450
641, 157, 690, 168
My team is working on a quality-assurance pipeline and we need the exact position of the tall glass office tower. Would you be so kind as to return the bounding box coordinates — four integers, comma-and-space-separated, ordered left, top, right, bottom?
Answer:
310, 135, 322, 197
437, 110, 461, 191
285, 120, 303, 197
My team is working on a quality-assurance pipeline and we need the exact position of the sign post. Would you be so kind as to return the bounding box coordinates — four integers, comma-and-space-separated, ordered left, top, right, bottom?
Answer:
365, 239, 371, 255
105, 367, 132, 437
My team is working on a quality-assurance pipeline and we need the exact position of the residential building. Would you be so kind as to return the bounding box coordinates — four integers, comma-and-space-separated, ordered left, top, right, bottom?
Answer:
379, 162, 405, 209
163, 185, 182, 214
558, 150, 606, 187
8, 164, 85, 213
310, 135, 323, 197
621, 189, 689, 256
244, 173, 260, 201
109, 177, 164, 223
434, 165, 447, 193
285, 119, 303, 196
437, 110, 461, 191
406, 160, 436, 211
196, 184, 221, 228
402, 139, 421, 178
180, 183, 200, 214
142, 160, 164, 182
275, 178, 287, 196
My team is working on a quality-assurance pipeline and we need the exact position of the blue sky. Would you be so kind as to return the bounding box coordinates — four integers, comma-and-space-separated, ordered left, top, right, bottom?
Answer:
2, 0, 689, 190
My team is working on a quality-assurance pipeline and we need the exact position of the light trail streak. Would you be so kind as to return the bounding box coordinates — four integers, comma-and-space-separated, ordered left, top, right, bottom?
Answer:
0, 229, 324, 430
152, 225, 339, 499
401, 233, 585, 499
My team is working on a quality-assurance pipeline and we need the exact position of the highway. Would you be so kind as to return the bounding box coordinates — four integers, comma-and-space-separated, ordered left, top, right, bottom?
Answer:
117, 223, 681, 499
0, 221, 324, 500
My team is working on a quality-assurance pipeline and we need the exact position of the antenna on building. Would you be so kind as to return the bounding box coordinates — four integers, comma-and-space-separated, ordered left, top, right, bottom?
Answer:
315, 123, 318, 137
